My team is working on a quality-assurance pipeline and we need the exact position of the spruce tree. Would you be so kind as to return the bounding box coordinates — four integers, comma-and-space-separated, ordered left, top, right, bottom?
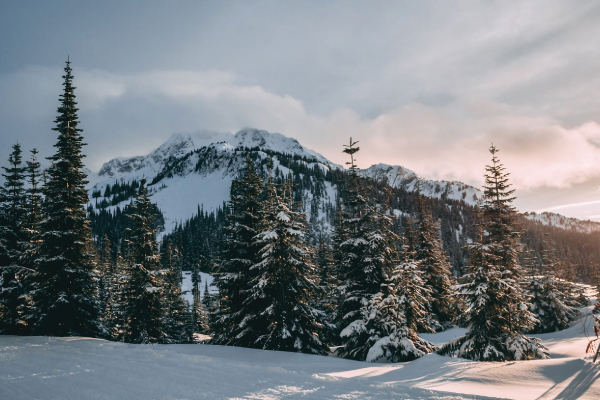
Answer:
0, 143, 28, 334
527, 242, 577, 333
481, 145, 534, 335
122, 179, 168, 343
21, 148, 43, 281
202, 281, 218, 333
191, 280, 209, 337
17, 148, 44, 330
243, 176, 327, 354
103, 246, 126, 340
440, 146, 548, 361
412, 195, 456, 330
356, 260, 436, 362
333, 139, 434, 360
334, 139, 385, 348
213, 157, 264, 345
30, 59, 100, 337
162, 244, 190, 343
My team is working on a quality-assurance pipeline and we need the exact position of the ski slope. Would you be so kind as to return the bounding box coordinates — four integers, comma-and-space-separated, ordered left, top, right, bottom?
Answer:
1, 306, 599, 399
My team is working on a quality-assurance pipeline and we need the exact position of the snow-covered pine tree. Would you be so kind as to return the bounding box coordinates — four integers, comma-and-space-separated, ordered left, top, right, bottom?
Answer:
162, 244, 190, 343
527, 242, 577, 333
481, 145, 534, 335
21, 148, 43, 275
103, 245, 126, 340
315, 239, 338, 344
412, 195, 457, 330
334, 138, 387, 353
0, 143, 28, 334
440, 146, 548, 361
334, 139, 433, 361
190, 273, 209, 338
97, 235, 113, 320
121, 179, 168, 344
14, 148, 44, 333
357, 259, 436, 362
244, 175, 327, 354
527, 273, 576, 334
440, 223, 512, 360
213, 157, 264, 345
29, 59, 100, 337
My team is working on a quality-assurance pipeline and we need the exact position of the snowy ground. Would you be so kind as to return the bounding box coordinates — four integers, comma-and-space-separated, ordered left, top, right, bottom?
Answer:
1, 308, 599, 399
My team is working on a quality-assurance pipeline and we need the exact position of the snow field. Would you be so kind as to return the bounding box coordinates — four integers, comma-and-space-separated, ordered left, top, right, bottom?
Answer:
1, 310, 599, 400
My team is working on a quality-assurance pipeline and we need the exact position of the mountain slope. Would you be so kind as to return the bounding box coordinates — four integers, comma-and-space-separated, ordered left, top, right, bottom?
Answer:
359, 163, 483, 206
87, 128, 485, 235
87, 128, 341, 235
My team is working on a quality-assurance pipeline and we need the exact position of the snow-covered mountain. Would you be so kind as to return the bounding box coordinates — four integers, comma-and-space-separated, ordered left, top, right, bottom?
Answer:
87, 128, 341, 235
359, 164, 483, 206
93, 129, 336, 183
523, 211, 600, 234
87, 128, 593, 239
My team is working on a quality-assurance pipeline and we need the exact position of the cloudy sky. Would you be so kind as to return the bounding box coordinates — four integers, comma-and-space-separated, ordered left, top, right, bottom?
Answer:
2, 0, 600, 219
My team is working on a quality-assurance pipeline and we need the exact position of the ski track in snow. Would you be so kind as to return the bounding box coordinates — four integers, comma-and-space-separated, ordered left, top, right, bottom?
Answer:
1, 304, 600, 400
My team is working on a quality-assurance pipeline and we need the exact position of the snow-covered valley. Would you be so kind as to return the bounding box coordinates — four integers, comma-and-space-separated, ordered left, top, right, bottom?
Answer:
1, 308, 599, 400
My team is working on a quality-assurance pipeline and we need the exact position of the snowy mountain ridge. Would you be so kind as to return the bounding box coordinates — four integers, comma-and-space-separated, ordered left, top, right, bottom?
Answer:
359, 163, 483, 206
524, 211, 600, 233
95, 128, 338, 182
87, 128, 590, 237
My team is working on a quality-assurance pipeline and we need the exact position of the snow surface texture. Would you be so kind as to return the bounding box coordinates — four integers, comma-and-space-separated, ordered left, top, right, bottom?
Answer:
2, 301, 600, 400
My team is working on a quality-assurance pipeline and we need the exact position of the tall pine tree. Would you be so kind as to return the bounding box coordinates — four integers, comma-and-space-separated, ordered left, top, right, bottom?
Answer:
213, 157, 264, 346
412, 195, 456, 330
244, 175, 327, 354
122, 179, 168, 344
0, 143, 28, 334
30, 59, 100, 336
440, 146, 548, 361
334, 138, 384, 351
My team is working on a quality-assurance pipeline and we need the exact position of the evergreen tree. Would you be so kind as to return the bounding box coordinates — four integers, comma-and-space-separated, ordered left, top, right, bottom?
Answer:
0, 143, 28, 334
440, 146, 548, 361
342, 255, 436, 362
121, 179, 168, 343
191, 279, 209, 337
213, 157, 264, 345
412, 195, 456, 330
335, 139, 394, 357
243, 176, 327, 354
162, 244, 190, 343
103, 246, 126, 340
481, 145, 533, 334
29, 59, 100, 336
21, 148, 43, 283
527, 242, 577, 333
315, 239, 338, 344
333, 139, 434, 360
97, 235, 113, 319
